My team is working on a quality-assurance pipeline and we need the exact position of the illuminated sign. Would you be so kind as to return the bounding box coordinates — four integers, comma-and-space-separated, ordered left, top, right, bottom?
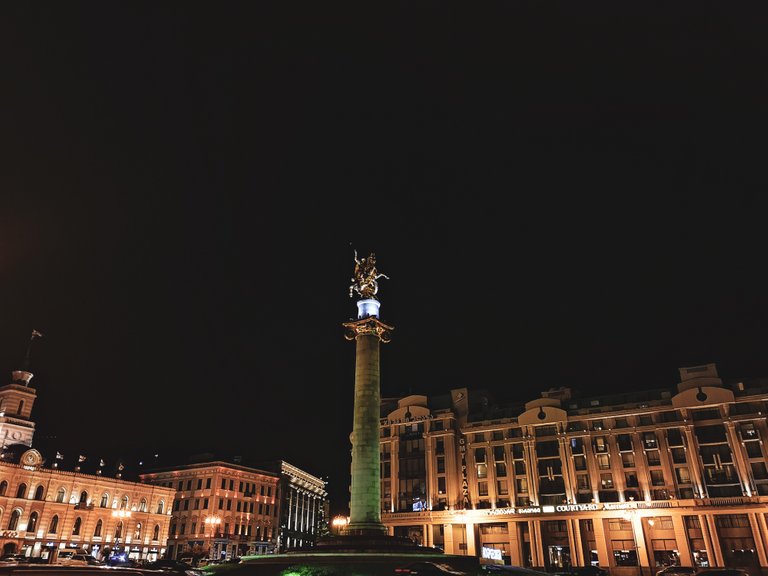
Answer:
487, 502, 602, 516
459, 438, 470, 508
382, 414, 434, 425
482, 547, 503, 561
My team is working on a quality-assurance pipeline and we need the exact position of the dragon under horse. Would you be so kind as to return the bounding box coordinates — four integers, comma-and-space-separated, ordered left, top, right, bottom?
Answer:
349, 250, 389, 300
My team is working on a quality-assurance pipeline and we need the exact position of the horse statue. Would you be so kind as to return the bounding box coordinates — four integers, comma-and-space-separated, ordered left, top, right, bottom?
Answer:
349, 250, 389, 300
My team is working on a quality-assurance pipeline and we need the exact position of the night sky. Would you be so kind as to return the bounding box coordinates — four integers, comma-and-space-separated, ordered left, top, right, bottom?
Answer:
1, 4, 767, 517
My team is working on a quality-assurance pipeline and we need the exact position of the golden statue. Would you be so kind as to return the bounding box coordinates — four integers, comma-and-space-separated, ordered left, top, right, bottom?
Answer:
349, 250, 389, 300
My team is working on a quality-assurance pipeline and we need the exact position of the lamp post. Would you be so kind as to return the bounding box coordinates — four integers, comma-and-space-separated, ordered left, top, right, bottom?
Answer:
204, 516, 221, 561
330, 516, 349, 536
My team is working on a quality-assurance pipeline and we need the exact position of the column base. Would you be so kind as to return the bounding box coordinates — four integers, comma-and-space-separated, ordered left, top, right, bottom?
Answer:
344, 522, 388, 536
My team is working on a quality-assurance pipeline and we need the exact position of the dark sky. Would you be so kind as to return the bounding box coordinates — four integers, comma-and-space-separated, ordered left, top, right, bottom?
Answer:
1, 4, 767, 517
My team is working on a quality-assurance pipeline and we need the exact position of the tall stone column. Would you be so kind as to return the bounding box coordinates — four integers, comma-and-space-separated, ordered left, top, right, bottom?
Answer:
343, 298, 393, 535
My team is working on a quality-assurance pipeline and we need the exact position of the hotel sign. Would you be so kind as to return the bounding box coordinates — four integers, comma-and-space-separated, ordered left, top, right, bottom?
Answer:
382, 414, 434, 425
488, 503, 601, 516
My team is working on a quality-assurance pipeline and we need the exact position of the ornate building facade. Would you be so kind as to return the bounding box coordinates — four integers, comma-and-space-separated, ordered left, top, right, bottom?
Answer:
0, 371, 174, 561
140, 462, 281, 561
141, 460, 328, 560
380, 364, 768, 576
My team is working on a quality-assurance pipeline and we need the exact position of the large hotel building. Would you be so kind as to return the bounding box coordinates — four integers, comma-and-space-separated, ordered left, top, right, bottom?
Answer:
380, 363, 768, 576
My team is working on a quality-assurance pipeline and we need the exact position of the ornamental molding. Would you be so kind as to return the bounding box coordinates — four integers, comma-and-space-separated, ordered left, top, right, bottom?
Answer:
342, 317, 394, 343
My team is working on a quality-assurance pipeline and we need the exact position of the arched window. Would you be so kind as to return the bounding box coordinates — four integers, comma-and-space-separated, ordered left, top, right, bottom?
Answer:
139, 498, 147, 512
133, 522, 141, 540
0, 399, 5, 412
93, 519, 102, 537
17, 400, 24, 414
120, 495, 129, 510
7, 510, 20, 531
115, 521, 123, 539
33, 485, 44, 500
79, 491, 87, 504
152, 524, 160, 541
100, 493, 109, 508
56, 488, 66, 503
48, 515, 58, 534
27, 511, 38, 533
15, 484, 27, 499
156, 500, 165, 514
72, 517, 82, 536
0, 481, 7, 496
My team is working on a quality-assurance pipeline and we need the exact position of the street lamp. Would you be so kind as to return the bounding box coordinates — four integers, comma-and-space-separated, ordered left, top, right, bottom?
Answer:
204, 516, 222, 560
330, 516, 349, 536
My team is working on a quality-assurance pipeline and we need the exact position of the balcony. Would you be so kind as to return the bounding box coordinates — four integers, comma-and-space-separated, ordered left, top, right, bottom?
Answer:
74, 503, 94, 510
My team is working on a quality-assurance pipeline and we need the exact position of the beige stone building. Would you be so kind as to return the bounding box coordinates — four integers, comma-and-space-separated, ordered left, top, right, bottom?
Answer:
140, 459, 328, 560
141, 462, 282, 561
0, 370, 174, 561
380, 364, 768, 576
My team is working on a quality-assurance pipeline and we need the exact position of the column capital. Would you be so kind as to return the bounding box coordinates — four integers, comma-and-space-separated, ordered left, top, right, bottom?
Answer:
343, 317, 394, 343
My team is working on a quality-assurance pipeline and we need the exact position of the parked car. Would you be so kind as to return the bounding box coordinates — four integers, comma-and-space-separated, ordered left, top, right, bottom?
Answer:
145, 559, 205, 576
695, 570, 750, 576
656, 566, 698, 576
480, 567, 549, 576
552, 567, 608, 576
0, 556, 28, 566
394, 562, 467, 575
56, 554, 90, 567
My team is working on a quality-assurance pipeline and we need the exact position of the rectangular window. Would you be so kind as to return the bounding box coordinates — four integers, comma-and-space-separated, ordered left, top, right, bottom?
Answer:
437, 456, 445, 474
597, 454, 610, 470
516, 478, 528, 493
239, 482, 244, 492
229, 479, 234, 491
477, 464, 488, 479
667, 428, 684, 447
204, 498, 209, 509
495, 462, 507, 477
180, 523, 186, 535
221, 479, 226, 489
676, 468, 691, 484
194, 499, 199, 510
492, 431, 503, 441
218, 498, 223, 510
497, 480, 508, 495
236, 502, 242, 512
177, 481, 183, 491
183, 499, 189, 510
191, 522, 196, 535
227, 499, 232, 510
432, 420, 444, 431
438, 477, 446, 494
186, 479, 192, 490
435, 438, 445, 455
574, 455, 587, 471
475, 448, 487, 463
746, 442, 763, 458
643, 432, 658, 449
609, 519, 632, 531
624, 473, 638, 488
594, 437, 607, 452
600, 473, 614, 489
577, 474, 590, 490
622, 452, 636, 468
671, 448, 687, 464
651, 470, 666, 486
478, 482, 488, 496
196, 479, 202, 490
206, 478, 211, 489
258, 504, 263, 515
647, 450, 661, 467
265, 505, 270, 516
267, 486, 272, 496
474, 433, 486, 442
